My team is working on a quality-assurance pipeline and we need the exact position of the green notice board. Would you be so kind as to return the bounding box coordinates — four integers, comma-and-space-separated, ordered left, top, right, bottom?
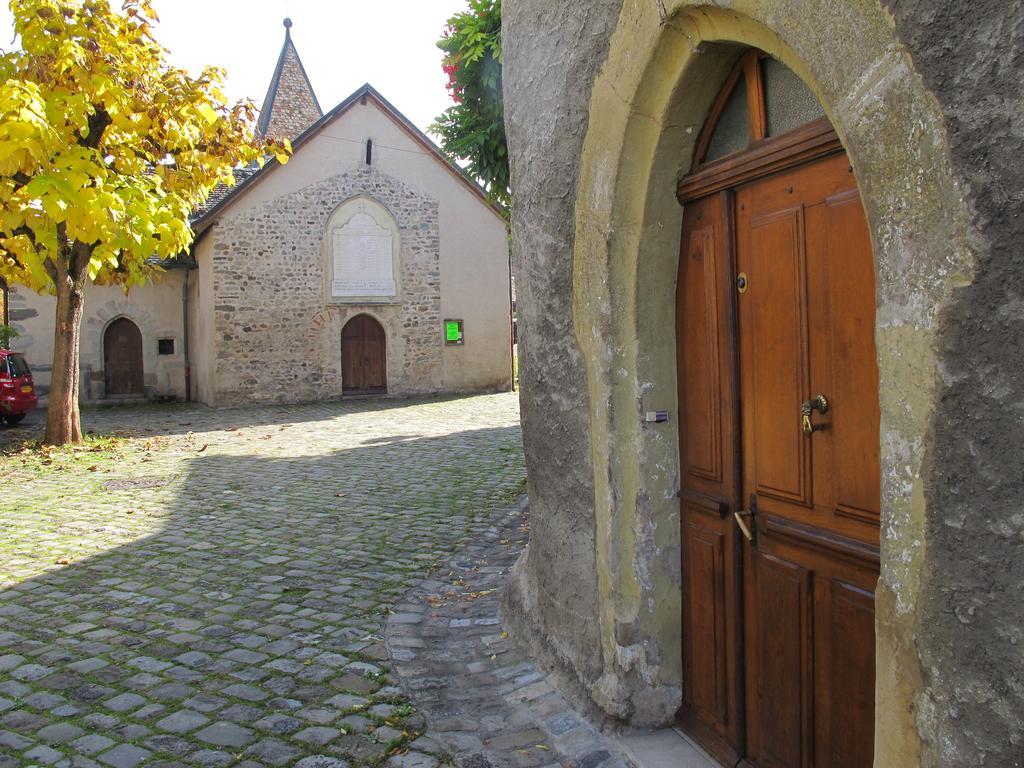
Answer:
445, 319, 464, 344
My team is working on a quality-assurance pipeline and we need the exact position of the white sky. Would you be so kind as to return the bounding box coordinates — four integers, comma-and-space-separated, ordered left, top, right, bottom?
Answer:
0, 0, 465, 135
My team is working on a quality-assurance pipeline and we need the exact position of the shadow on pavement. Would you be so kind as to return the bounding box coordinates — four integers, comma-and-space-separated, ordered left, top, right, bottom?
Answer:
0, 407, 525, 767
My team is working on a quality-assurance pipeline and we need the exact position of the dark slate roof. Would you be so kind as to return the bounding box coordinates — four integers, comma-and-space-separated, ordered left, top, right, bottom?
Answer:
191, 83, 504, 239
146, 252, 193, 268
191, 167, 259, 221
257, 19, 323, 141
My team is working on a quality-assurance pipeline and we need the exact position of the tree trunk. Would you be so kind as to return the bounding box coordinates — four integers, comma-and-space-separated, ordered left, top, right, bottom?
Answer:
44, 265, 88, 445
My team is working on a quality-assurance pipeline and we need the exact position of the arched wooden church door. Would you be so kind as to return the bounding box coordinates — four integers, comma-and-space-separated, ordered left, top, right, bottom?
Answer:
104, 317, 144, 396
676, 51, 880, 768
341, 314, 387, 394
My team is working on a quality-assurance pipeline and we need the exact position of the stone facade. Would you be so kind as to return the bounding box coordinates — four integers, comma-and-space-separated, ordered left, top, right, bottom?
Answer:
503, 1, 1024, 766
189, 84, 512, 406
209, 167, 442, 405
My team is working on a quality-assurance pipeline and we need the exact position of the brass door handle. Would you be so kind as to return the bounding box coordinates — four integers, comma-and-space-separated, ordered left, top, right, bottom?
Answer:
801, 394, 829, 436
734, 510, 754, 542
733, 495, 757, 544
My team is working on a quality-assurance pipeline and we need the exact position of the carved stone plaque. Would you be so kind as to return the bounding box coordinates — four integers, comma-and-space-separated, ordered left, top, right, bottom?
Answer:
331, 212, 397, 299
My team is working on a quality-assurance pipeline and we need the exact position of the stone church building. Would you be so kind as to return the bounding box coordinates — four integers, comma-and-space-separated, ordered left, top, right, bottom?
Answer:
4, 21, 512, 406
502, 2, 1023, 768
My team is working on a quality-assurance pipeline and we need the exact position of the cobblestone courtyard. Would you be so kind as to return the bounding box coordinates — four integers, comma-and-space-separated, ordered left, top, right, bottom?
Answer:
0, 394, 526, 768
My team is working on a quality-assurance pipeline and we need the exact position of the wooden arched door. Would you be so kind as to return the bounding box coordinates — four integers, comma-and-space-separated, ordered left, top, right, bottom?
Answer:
676, 51, 880, 768
341, 314, 387, 394
104, 318, 144, 396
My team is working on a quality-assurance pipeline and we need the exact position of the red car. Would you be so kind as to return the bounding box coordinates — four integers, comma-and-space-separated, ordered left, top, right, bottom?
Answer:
0, 349, 37, 425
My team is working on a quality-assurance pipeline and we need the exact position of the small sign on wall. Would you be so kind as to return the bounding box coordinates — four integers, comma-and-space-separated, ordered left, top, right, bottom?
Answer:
444, 319, 464, 345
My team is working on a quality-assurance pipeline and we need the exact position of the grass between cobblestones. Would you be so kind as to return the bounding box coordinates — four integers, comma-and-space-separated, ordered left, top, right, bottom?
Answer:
0, 393, 526, 768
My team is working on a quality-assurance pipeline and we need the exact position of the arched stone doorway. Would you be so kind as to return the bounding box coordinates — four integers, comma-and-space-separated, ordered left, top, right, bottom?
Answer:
341, 314, 387, 395
568, 2, 974, 762
676, 49, 879, 767
503, 2, 985, 766
104, 317, 144, 397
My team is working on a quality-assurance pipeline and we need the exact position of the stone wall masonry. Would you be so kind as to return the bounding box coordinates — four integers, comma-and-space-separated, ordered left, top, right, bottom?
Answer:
210, 166, 442, 405
880, 2, 1024, 764
501, 0, 624, 722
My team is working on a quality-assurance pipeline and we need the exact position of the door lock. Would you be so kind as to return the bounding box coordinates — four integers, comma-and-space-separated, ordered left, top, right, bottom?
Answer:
801, 394, 829, 436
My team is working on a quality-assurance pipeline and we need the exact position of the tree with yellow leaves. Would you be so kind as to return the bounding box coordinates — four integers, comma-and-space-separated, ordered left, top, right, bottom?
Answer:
0, 0, 288, 444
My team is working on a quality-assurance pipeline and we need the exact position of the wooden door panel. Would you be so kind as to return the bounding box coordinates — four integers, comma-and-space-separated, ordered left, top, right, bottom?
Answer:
342, 338, 364, 392
755, 517, 878, 768
817, 578, 875, 768
746, 551, 811, 768
806, 190, 881, 529
364, 334, 386, 391
748, 520, 878, 768
679, 491, 745, 765
735, 154, 878, 768
105, 318, 143, 396
364, 315, 385, 340
683, 512, 729, 727
681, 224, 724, 483
681, 150, 878, 768
677, 193, 745, 764
678, 193, 737, 500
342, 315, 387, 394
342, 316, 366, 393
741, 207, 811, 509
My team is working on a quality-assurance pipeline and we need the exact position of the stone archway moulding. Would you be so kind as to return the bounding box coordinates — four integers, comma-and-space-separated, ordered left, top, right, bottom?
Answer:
569, 1, 971, 764
323, 195, 403, 307
88, 305, 163, 396
92, 307, 160, 357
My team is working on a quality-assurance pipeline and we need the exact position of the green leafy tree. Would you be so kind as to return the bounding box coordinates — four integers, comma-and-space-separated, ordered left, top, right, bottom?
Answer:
0, 323, 17, 348
432, 0, 507, 207
0, 0, 288, 445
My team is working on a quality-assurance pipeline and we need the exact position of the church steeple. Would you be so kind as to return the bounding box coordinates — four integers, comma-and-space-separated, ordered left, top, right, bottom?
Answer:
257, 18, 323, 142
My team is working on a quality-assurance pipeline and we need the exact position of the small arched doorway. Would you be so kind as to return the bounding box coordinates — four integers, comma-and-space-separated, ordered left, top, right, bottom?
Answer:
676, 50, 879, 767
104, 317, 144, 396
341, 314, 387, 395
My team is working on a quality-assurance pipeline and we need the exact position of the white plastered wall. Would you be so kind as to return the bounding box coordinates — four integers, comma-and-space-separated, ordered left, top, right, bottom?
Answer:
189, 235, 216, 407
7, 272, 187, 404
